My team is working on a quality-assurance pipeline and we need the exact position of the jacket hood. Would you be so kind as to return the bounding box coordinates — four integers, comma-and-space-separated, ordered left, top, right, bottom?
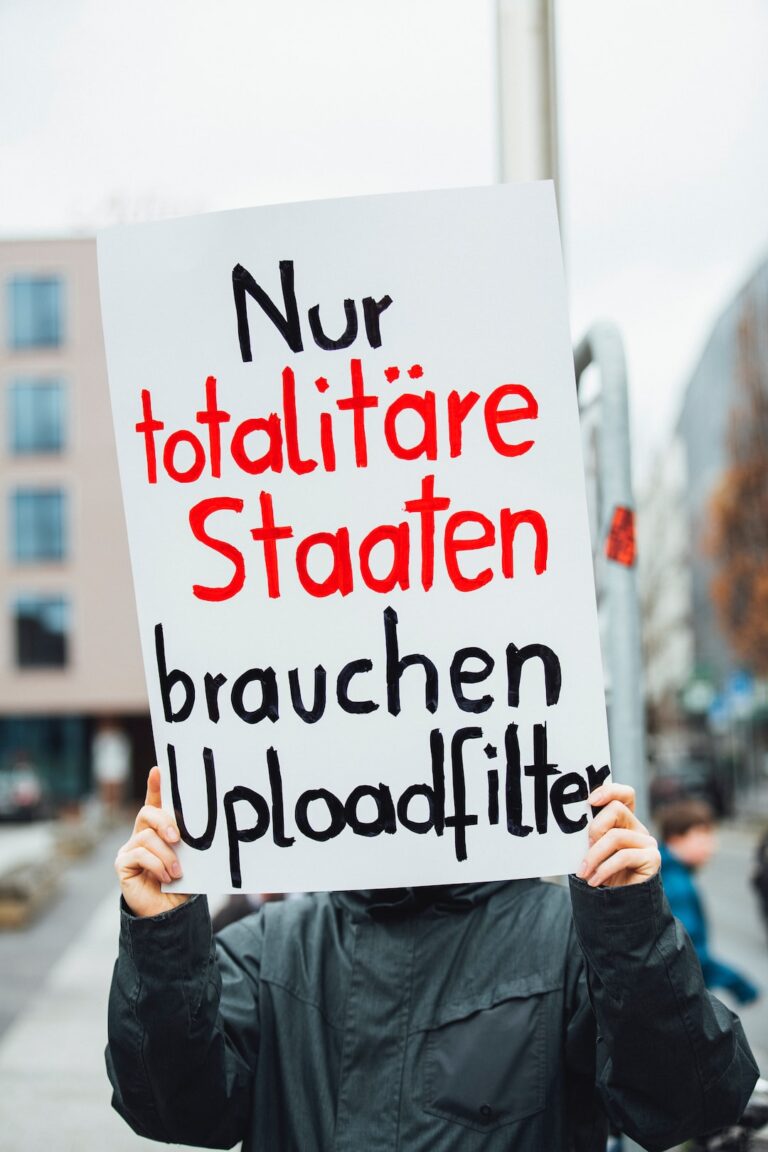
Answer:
331, 880, 534, 920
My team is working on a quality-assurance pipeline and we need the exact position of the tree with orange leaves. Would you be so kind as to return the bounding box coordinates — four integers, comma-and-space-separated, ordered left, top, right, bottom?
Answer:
709, 302, 768, 675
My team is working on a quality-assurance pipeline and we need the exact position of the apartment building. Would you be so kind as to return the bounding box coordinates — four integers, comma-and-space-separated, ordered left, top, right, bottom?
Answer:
639, 254, 768, 738
0, 238, 151, 802
637, 435, 694, 730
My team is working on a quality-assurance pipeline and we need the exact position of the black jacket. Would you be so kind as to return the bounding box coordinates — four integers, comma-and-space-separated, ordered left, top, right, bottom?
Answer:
106, 874, 758, 1150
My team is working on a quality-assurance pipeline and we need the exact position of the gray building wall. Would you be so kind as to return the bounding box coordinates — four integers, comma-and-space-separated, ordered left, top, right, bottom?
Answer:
677, 256, 768, 685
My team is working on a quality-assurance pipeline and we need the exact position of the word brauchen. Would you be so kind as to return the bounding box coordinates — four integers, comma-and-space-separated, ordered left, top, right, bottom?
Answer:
157, 608, 609, 885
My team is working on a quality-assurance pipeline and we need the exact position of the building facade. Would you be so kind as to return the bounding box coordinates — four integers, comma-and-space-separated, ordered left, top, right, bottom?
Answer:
0, 238, 151, 801
640, 256, 768, 731
638, 434, 694, 727
678, 259, 768, 687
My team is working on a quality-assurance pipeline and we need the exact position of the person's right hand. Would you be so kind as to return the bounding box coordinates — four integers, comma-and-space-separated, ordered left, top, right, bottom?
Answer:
115, 766, 189, 918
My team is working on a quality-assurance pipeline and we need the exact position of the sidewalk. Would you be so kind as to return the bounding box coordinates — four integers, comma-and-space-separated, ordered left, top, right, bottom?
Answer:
0, 880, 225, 1152
698, 820, 768, 1070
0, 816, 123, 1036
0, 821, 56, 875
0, 817, 231, 1152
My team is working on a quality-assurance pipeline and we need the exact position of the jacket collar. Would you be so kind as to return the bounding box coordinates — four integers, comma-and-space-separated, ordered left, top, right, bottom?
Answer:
331, 880, 535, 920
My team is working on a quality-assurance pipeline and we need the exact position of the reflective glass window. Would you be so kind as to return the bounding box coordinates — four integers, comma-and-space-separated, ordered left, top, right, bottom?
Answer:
8, 277, 63, 348
11, 489, 67, 561
13, 595, 69, 667
9, 379, 65, 453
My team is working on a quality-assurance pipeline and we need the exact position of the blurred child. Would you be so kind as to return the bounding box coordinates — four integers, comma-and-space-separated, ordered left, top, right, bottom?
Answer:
657, 798, 759, 1005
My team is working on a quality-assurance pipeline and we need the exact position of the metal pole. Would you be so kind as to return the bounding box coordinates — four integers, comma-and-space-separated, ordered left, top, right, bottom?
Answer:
575, 322, 648, 825
495, 0, 559, 189
576, 325, 648, 1152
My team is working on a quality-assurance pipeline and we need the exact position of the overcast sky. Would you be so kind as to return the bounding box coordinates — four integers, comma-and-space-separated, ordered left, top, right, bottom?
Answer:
2, 0, 768, 484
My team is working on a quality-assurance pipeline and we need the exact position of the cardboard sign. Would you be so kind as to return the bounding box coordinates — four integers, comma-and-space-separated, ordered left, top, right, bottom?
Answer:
97, 183, 610, 894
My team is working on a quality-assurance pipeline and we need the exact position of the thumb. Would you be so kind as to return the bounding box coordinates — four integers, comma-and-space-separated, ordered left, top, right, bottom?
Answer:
145, 765, 163, 809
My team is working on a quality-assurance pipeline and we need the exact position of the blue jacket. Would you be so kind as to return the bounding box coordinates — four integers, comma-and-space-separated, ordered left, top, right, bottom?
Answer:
660, 842, 758, 1003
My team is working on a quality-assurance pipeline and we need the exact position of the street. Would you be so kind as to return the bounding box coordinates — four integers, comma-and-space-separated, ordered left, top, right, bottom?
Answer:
697, 822, 768, 1069
0, 818, 766, 1150
0, 821, 120, 1037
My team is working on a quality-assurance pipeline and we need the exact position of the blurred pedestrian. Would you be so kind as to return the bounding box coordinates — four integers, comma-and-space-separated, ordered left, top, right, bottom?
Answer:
211, 891, 285, 933
752, 828, 768, 939
657, 798, 759, 1005
92, 720, 131, 825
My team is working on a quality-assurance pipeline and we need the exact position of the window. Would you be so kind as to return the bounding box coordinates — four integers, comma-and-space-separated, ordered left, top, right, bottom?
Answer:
8, 276, 63, 348
11, 489, 67, 562
13, 595, 69, 667
9, 379, 66, 453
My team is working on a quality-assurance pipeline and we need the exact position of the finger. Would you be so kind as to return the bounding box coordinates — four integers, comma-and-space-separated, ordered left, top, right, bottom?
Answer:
134, 828, 183, 879
588, 799, 643, 843
586, 846, 660, 888
579, 828, 655, 878
133, 802, 180, 845
116, 845, 172, 886
588, 782, 635, 814
145, 766, 163, 809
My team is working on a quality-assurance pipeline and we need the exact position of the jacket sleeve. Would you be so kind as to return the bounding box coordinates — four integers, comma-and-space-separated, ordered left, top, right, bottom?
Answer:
105, 894, 264, 1149
568, 873, 759, 1152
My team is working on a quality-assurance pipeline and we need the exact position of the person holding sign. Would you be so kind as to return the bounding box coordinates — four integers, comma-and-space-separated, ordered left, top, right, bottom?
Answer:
105, 766, 757, 1152
98, 185, 756, 1150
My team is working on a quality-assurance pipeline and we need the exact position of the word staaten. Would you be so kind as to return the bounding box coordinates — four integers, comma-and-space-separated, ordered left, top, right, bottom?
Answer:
189, 474, 548, 602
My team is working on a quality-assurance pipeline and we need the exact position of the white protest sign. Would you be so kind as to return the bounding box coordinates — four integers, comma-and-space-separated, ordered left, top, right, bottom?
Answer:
98, 183, 610, 894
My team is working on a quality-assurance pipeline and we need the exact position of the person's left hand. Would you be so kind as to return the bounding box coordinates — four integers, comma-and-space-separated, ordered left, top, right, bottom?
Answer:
576, 782, 661, 888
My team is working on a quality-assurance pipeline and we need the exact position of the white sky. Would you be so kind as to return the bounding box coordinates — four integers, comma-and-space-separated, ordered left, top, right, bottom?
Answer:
2, 0, 768, 484
558, 0, 768, 482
